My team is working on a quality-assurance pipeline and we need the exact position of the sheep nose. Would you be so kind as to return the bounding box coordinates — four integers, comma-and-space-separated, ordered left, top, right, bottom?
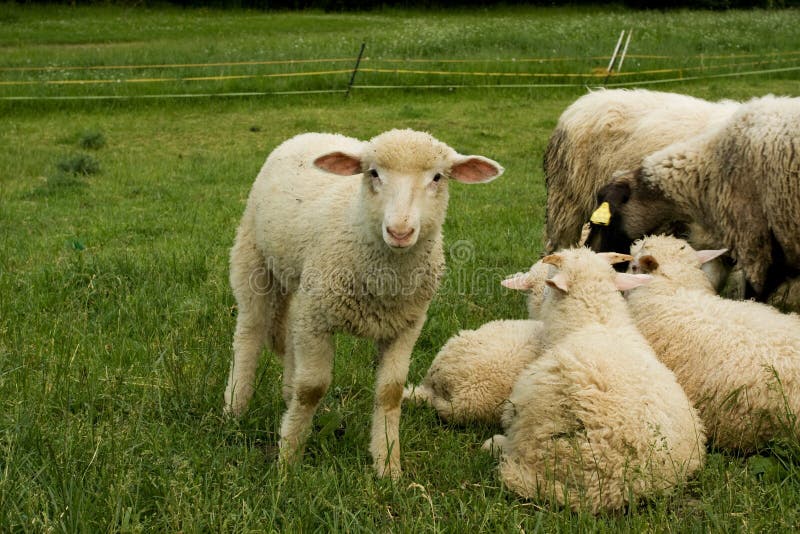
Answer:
387, 227, 415, 241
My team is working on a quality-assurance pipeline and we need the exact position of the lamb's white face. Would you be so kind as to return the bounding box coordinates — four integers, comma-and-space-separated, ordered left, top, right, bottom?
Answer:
366, 165, 446, 250
629, 235, 728, 277
313, 130, 504, 252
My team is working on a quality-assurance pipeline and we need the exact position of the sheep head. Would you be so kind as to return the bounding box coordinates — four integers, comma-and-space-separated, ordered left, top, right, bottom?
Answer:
504, 248, 650, 299
586, 169, 686, 261
314, 129, 503, 251
630, 235, 727, 290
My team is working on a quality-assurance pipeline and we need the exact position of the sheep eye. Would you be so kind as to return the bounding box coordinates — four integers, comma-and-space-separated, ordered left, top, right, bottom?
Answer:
369, 169, 379, 179
433, 173, 442, 182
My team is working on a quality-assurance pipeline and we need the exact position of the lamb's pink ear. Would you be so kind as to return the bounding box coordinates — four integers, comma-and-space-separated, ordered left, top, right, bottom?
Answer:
696, 248, 728, 265
597, 252, 633, 265
614, 273, 652, 291
313, 152, 363, 176
449, 156, 504, 184
545, 272, 569, 293
501, 273, 532, 291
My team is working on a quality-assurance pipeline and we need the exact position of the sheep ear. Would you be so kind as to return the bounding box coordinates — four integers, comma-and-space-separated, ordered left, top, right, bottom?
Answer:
314, 152, 363, 176
546, 272, 569, 293
501, 273, 532, 291
541, 254, 563, 268
696, 248, 728, 265
598, 179, 632, 211
597, 252, 633, 265
449, 155, 504, 184
638, 254, 660, 273
614, 273, 652, 291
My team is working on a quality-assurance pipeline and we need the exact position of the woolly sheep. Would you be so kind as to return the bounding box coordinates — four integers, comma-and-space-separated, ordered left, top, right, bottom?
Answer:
543, 88, 739, 253
627, 235, 800, 451
484, 248, 706, 513
403, 319, 544, 425
224, 129, 503, 478
593, 95, 800, 301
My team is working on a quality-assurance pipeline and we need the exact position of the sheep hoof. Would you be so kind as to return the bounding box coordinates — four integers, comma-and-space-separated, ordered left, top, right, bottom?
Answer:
374, 458, 402, 480
223, 401, 244, 418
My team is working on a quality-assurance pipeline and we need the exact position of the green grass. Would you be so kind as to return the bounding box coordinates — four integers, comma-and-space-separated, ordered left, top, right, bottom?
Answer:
1, 3, 800, 531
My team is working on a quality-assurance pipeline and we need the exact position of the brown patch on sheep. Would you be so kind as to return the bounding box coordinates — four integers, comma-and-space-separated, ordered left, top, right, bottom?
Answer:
378, 382, 404, 411
637, 255, 660, 274
297, 385, 327, 407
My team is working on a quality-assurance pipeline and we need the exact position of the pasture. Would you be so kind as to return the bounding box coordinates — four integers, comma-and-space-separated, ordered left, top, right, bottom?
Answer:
1, 3, 800, 531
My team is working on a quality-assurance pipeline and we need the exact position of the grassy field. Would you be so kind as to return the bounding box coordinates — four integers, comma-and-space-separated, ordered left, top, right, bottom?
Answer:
2, 3, 800, 531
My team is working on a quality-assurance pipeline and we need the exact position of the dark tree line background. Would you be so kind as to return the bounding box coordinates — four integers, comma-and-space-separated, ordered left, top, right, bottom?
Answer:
13, 0, 800, 10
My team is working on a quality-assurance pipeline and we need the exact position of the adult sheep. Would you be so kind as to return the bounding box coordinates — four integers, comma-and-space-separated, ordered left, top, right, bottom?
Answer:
484, 249, 705, 513
224, 129, 503, 478
543, 88, 739, 253
627, 235, 800, 451
591, 95, 800, 300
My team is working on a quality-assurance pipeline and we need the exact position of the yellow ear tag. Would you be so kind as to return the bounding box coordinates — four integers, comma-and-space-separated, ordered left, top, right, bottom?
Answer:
590, 202, 612, 226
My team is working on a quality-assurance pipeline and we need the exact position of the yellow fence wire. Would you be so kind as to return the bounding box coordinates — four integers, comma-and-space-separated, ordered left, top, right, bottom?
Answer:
1, 49, 798, 100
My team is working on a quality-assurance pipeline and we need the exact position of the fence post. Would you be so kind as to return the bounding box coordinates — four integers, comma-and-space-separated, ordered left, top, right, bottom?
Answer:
616, 30, 633, 74
345, 42, 366, 98
603, 30, 625, 86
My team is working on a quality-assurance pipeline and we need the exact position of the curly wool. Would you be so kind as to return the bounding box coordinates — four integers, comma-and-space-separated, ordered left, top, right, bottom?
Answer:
628, 95, 800, 298
543, 88, 739, 252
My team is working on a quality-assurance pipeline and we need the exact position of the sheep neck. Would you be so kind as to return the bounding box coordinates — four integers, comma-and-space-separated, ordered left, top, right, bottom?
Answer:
541, 287, 633, 343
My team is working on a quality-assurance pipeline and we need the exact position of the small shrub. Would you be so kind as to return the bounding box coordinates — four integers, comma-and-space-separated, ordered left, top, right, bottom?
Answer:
57, 153, 100, 176
78, 131, 106, 150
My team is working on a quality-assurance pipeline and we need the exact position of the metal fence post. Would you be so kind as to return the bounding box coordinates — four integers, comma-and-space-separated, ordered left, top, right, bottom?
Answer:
345, 42, 366, 98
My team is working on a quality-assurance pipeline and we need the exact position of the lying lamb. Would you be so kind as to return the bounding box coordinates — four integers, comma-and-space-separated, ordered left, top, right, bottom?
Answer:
627, 235, 800, 451
401, 252, 560, 425
224, 129, 503, 478
484, 248, 705, 513
403, 319, 544, 425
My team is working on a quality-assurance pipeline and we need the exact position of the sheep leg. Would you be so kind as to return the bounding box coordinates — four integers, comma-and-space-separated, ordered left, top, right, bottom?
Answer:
274, 295, 295, 405
278, 324, 334, 465
225, 223, 273, 416
280, 336, 296, 406
371, 315, 426, 479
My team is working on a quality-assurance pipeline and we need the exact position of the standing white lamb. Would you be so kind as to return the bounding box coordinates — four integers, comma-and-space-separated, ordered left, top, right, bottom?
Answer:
225, 129, 503, 478
543, 88, 739, 252
626, 235, 800, 451
484, 248, 706, 513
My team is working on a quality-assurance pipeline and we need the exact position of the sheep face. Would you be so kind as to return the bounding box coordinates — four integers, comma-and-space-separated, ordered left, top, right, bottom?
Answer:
587, 169, 685, 257
629, 235, 727, 289
314, 129, 503, 251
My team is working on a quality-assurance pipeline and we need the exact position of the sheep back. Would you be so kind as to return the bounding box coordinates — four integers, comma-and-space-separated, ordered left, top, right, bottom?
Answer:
544, 89, 738, 252
498, 324, 706, 512
406, 319, 544, 424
